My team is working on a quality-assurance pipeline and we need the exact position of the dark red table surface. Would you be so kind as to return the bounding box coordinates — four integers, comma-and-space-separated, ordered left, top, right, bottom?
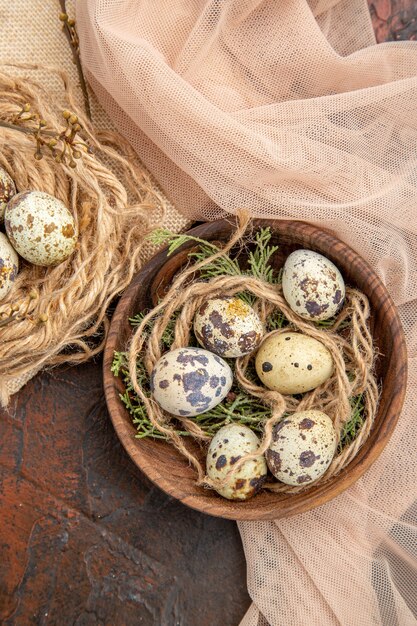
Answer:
1, 3, 415, 624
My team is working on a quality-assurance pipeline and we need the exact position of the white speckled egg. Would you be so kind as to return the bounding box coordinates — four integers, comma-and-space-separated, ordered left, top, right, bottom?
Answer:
5, 191, 78, 266
151, 347, 233, 417
255, 331, 333, 394
282, 249, 345, 321
266, 410, 337, 486
0, 168, 16, 222
193, 296, 264, 358
207, 424, 267, 500
0, 232, 19, 300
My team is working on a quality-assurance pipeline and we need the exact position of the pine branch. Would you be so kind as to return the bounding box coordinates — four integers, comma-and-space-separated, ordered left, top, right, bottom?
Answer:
247, 228, 280, 283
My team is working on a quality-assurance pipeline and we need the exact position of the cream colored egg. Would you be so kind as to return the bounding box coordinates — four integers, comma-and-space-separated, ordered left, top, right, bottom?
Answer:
282, 249, 345, 321
266, 410, 337, 486
0, 232, 19, 300
207, 424, 267, 500
255, 331, 333, 394
0, 168, 16, 222
151, 347, 233, 417
194, 296, 264, 358
5, 191, 78, 266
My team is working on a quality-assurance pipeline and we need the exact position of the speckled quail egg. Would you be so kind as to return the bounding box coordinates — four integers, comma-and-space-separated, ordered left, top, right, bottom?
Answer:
0, 232, 19, 301
5, 191, 78, 266
282, 249, 345, 321
255, 331, 334, 394
266, 410, 337, 486
193, 296, 264, 358
151, 347, 233, 417
207, 424, 267, 500
0, 168, 16, 222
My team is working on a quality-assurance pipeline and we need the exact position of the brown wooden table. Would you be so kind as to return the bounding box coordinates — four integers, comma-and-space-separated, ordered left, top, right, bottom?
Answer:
0, 362, 250, 625
0, 2, 415, 624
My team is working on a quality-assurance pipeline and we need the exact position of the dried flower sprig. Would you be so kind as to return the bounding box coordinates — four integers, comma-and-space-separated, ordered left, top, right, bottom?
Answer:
58, 0, 91, 119
0, 104, 94, 167
0, 289, 47, 328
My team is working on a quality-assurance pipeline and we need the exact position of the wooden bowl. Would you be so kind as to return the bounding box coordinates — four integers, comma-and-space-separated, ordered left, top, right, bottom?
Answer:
103, 219, 407, 520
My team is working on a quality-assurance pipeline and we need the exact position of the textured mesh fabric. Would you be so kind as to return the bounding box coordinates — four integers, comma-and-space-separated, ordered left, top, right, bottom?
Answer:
76, 1, 417, 624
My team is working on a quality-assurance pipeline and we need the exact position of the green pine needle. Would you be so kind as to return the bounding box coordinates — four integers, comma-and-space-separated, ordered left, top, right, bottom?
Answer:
147, 227, 280, 306
110, 350, 126, 377
266, 309, 289, 331
247, 228, 280, 283
147, 228, 221, 258
129, 311, 182, 348
338, 394, 365, 452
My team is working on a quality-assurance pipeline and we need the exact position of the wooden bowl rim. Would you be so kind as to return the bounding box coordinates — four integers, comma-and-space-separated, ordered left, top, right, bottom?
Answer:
103, 218, 408, 521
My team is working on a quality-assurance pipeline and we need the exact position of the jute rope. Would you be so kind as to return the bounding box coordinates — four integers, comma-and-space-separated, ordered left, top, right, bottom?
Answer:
0, 64, 168, 406
127, 217, 379, 494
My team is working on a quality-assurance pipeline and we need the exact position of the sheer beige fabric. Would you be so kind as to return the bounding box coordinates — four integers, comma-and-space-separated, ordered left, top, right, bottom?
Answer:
76, 1, 417, 624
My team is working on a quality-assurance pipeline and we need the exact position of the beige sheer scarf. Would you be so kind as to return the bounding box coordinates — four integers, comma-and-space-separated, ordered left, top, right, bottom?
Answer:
76, 1, 417, 624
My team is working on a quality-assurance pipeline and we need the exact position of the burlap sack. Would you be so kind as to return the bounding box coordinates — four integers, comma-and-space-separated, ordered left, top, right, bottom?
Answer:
0, 0, 189, 402
76, 1, 417, 625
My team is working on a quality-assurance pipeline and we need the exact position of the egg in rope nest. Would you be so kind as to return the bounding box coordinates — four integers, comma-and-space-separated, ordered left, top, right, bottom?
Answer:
5, 191, 78, 267
0, 182, 79, 334
0, 169, 79, 311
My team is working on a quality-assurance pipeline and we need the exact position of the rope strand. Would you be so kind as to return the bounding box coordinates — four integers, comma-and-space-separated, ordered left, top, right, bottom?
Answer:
0, 65, 168, 406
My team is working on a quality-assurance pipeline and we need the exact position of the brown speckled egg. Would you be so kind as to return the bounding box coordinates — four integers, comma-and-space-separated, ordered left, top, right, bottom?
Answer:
255, 331, 334, 394
207, 424, 267, 500
5, 191, 78, 266
151, 347, 233, 417
282, 249, 345, 321
266, 410, 337, 486
0, 232, 19, 301
0, 168, 16, 222
193, 296, 264, 358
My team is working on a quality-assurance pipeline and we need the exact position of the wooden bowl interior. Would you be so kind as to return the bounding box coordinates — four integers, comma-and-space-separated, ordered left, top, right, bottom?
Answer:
104, 219, 407, 520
